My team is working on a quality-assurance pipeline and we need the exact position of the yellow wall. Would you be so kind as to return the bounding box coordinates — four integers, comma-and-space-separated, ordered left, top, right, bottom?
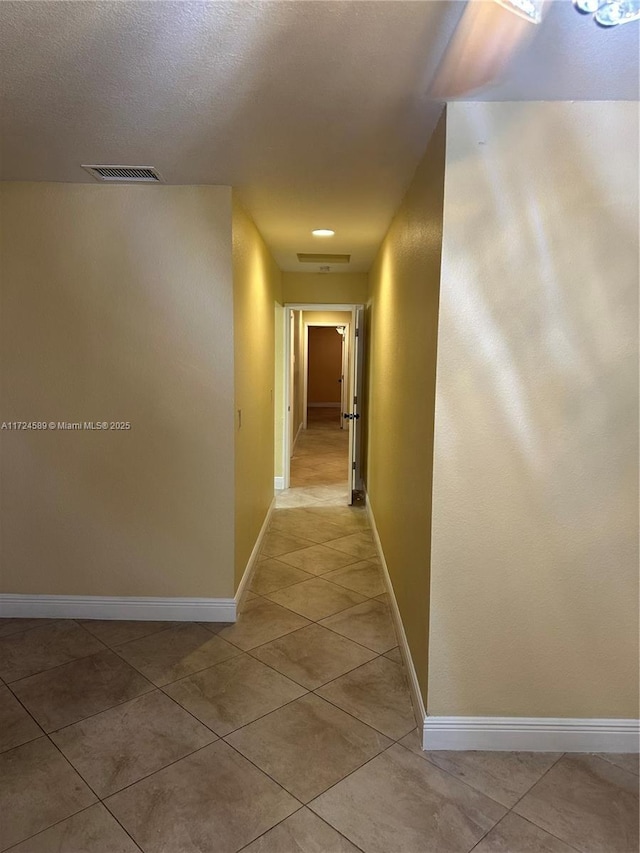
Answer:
232, 195, 282, 586
274, 305, 285, 481
429, 101, 639, 718
307, 327, 343, 404
283, 272, 367, 304
366, 111, 447, 705
0, 183, 236, 597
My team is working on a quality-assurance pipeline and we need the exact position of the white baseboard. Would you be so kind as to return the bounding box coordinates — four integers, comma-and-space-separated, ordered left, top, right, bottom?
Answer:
274, 476, 285, 490
365, 492, 426, 729
364, 492, 639, 755
307, 402, 341, 408
235, 496, 276, 611
0, 594, 236, 622
423, 716, 640, 753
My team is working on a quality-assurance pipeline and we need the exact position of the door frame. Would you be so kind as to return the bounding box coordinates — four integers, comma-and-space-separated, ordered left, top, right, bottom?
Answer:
281, 303, 358, 491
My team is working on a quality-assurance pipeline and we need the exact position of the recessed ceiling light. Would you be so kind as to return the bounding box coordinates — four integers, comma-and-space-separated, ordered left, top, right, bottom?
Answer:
312, 229, 335, 237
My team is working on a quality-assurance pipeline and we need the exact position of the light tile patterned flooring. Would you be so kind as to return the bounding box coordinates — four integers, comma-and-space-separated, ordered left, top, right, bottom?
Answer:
0, 416, 638, 851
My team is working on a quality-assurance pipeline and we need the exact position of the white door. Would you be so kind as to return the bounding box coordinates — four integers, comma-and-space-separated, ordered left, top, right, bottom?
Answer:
347, 306, 365, 504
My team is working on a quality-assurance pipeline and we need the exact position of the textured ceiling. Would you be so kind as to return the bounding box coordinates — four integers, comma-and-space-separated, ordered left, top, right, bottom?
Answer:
1, 1, 638, 272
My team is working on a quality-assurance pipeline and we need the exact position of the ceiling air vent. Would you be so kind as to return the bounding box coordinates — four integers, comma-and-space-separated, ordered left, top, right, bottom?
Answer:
297, 253, 351, 264
81, 165, 163, 183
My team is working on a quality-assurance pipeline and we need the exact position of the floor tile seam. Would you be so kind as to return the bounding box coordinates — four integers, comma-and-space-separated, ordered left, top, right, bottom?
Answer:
218, 621, 314, 653
81, 622, 177, 650
268, 528, 362, 545
275, 551, 367, 572
157, 649, 314, 735
44, 730, 146, 852
219, 737, 308, 808
309, 680, 416, 744
153, 682, 225, 741
233, 804, 307, 853
88, 737, 227, 804
320, 543, 378, 561
27, 681, 159, 737
1, 678, 47, 744
586, 753, 640, 783
595, 754, 640, 778
507, 751, 566, 814
109, 639, 243, 686
262, 595, 386, 639
261, 539, 320, 558
318, 576, 384, 599
0, 802, 129, 853
44, 700, 217, 805
249, 575, 318, 597
506, 752, 602, 852
316, 619, 397, 656
234, 805, 368, 853
0, 618, 72, 642
225, 729, 391, 808
206, 689, 311, 739
262, 579, 369, 616
470, 809, 585, 853
244, 640, 381, 695
1, 638, 112, 686
95, 621, 187, 651
392, 736, 519, 814
304, 742, 403, 815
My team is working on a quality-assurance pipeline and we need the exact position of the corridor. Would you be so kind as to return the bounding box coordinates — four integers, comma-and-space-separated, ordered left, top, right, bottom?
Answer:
0, 491, 637, 851
282, 406, 351, 503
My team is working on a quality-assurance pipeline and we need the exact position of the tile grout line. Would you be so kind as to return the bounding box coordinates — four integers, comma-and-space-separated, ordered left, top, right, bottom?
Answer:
494, 753, 586, 853
0, 800, 142, 853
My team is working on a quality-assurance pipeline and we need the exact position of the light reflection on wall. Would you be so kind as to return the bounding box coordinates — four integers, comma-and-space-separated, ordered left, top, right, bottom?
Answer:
429, 100, 639, 719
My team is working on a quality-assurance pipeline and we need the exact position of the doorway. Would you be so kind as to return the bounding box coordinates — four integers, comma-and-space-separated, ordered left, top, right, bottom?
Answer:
277, 304, 365, 506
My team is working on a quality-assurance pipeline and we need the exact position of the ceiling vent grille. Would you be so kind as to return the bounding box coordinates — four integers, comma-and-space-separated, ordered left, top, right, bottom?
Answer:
297, 253, 351, 264
82, 165, 163, 183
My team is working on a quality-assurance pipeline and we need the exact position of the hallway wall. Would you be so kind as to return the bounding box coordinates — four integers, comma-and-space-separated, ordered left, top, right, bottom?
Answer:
0, 183, 236, 598
365, 110, 447, 705
282, 272, 367, 304
429, 101, 639, 719
232, 195, 283, 588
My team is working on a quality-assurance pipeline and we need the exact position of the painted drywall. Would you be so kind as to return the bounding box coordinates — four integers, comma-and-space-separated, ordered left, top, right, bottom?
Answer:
274, 304, 285, 481
307, 327, 343, 405
283, 272, 367, 304
302, 311, 353, 326
232, 195, 282, 587
429, 101, 639, 718
292, 310, 304, 448
366, 110, 447, 705
0, 183, 236, 597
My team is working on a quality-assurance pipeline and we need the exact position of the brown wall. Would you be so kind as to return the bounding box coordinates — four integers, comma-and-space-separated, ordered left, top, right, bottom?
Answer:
307, 327, 343, 405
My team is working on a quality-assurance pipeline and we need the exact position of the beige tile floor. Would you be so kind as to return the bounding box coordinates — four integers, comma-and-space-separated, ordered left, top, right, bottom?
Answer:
0, 418, 638, 852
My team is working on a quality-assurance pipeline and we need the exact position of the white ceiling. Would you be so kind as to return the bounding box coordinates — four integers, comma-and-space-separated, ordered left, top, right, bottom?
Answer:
1, 1, 637, 272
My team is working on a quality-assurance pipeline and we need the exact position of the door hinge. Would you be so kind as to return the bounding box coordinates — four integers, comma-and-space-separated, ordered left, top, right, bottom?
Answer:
355, 328, 359, 337
352, 462, 356, 470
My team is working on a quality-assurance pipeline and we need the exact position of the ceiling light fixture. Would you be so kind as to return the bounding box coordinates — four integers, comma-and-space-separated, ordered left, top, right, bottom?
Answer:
494, 0, 544, 23
312, 229, 335, 237
574, 0, 640, 25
